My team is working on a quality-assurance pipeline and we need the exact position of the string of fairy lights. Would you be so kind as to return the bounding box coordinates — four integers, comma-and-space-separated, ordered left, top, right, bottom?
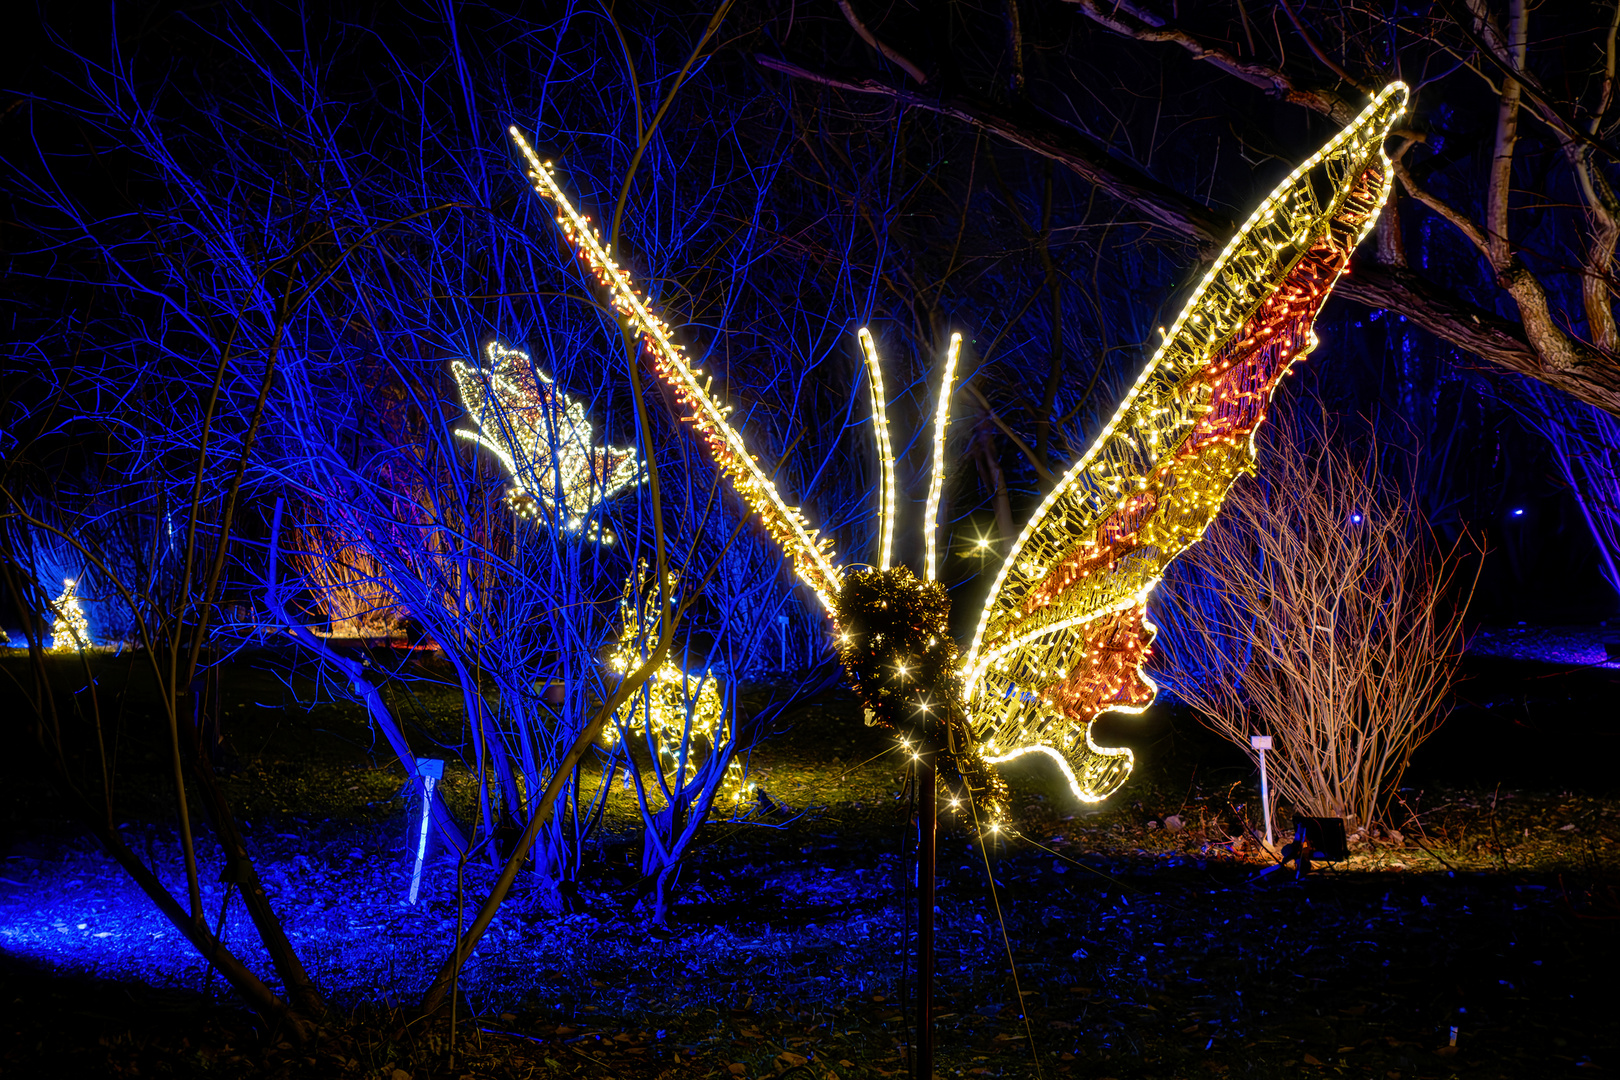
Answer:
510, 128, 842, 611
508, 80, 1407, 820
961, 81, 1408, 801
49, 578, 89, 652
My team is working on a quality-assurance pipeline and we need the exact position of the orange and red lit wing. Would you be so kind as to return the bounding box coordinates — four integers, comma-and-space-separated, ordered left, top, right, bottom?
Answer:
960, 84, 1409, 801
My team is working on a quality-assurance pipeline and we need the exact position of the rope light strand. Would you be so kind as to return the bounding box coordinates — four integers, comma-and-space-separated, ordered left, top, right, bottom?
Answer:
857, 328, 899, 573
924, 333, 961, 582
510, 128, 842, 612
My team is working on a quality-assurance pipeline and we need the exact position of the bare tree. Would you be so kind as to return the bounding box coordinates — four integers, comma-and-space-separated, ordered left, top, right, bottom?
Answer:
755, 1, 1620, 420
1506, 376, 1620, 608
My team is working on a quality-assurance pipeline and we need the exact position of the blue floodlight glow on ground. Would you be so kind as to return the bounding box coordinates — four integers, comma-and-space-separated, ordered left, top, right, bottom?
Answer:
1512, 508, 1525, 517
0, 819, 923, 1017
0, 825, 533, 1009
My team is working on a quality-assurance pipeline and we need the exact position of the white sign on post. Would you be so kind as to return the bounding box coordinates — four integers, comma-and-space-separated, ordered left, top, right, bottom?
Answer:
1249, 734, 1275, 847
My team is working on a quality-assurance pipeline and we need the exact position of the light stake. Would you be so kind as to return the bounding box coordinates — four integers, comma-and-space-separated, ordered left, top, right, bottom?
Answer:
408, 758, 445, 905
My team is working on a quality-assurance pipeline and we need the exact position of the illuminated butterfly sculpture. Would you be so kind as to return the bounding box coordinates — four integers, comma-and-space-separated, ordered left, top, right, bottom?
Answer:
451, 341, 641, 543
503, 82, 1408, 818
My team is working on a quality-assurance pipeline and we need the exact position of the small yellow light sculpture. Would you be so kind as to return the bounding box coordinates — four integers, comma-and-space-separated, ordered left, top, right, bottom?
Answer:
605, 568, 747, 805
514, 81, 1407, 813
451, 341, 640, 541
50, 577, 89, 652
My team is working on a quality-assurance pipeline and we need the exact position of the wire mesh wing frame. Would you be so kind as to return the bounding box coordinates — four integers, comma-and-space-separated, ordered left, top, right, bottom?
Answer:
961, 82, 1409, 802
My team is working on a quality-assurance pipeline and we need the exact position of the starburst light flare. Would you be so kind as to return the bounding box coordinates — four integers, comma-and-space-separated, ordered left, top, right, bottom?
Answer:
925, 333, 962, 582
509, 128, 842, 612
960, 82, 1409, 803
451, 342, 640, 542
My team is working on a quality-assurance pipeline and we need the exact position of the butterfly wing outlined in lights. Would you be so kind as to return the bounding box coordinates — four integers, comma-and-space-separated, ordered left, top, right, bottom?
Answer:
957, 83, 1409, 801
451, 342, 641, 541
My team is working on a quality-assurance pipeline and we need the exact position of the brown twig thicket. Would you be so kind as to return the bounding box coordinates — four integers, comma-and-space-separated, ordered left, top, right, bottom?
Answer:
1157, 422, 1478, 830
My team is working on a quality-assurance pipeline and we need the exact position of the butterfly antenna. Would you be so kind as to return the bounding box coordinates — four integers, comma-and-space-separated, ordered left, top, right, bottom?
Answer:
857, 327, 898, 573
924, 332, 961, 582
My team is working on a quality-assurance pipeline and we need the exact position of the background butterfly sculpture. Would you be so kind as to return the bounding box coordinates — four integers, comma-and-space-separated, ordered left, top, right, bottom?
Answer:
506, 81, 1408, 817
451, 341, 641, 542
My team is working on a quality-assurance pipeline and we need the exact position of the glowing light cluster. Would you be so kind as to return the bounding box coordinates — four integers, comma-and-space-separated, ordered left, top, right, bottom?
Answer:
49, 578, 89, 652
510, 129, 841, 610
451, 341, 640, 543
605, 569, 747, 805
960, 82, 1408, 800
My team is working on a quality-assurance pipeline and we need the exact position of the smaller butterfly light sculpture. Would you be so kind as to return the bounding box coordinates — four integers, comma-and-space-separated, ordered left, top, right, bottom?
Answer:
451, 342, 641, 542
507, 81, 1407, 820
604, 564, 749, 806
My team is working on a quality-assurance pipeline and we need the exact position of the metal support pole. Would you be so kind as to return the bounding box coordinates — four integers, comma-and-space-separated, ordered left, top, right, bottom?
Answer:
916, 741, 936, 1080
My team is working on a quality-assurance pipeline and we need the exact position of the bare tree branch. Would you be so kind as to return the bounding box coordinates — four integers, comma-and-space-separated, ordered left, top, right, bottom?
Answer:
1066, 0, 1361, 123
755, 53, 1235, 254
1277, 0, 1375, 95
758, 49, 1620, 417
836, 0, 927, 85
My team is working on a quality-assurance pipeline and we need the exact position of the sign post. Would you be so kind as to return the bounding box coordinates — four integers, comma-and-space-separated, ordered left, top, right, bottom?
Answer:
1250, 735, 1275, 848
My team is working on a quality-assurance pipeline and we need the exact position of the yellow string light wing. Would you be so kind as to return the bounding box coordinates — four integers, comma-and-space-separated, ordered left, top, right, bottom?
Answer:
960, 83, 1409, 802
510, 129, 842, 613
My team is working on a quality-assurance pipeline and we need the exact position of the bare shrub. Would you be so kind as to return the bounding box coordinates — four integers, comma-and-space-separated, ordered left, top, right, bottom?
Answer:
287, 522, 404, 639
1153, 419, 1477, 830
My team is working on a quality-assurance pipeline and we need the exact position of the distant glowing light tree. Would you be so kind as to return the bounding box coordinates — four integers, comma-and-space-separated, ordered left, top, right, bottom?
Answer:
48, 578, 90, 651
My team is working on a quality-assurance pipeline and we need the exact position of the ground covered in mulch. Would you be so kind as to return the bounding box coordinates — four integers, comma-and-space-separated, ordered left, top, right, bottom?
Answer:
2, 635, 1617, 1079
